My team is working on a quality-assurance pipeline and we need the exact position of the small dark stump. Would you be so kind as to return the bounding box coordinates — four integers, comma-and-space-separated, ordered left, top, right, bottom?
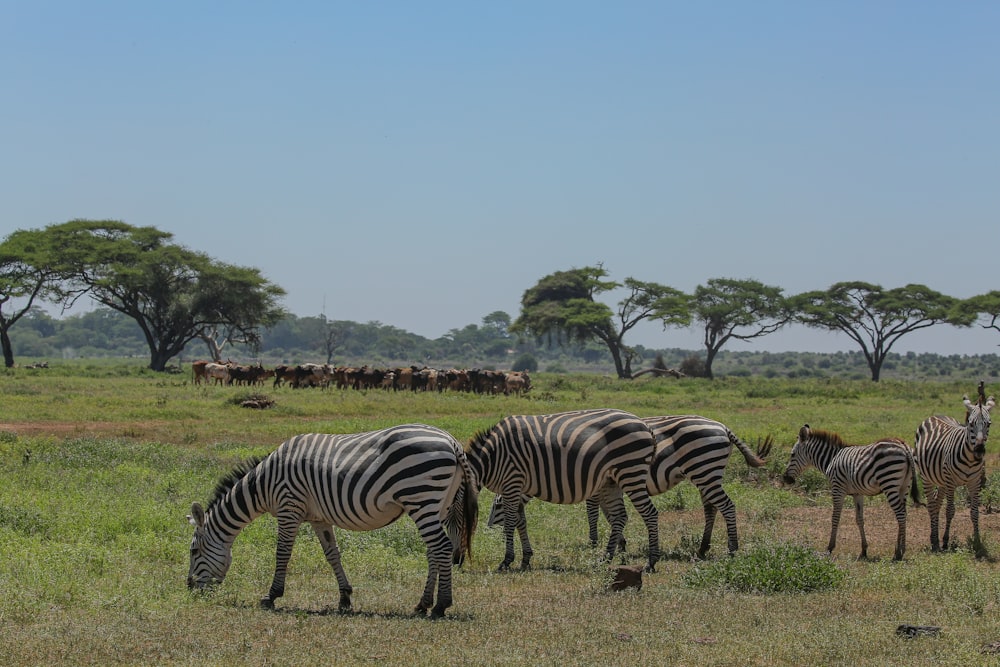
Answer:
896, 624, 941, 639
610, 564, 643, 592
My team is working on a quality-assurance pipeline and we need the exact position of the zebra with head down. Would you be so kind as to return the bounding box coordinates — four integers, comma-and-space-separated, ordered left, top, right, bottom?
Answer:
186, 424, 478, 618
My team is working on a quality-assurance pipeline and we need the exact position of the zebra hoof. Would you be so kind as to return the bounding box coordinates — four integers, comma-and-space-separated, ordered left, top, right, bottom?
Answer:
429, 606, 448, 619
259, 597, 276, 610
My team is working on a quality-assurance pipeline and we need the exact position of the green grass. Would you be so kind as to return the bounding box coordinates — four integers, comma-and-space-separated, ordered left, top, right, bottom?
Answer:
2, 368, 1000, 664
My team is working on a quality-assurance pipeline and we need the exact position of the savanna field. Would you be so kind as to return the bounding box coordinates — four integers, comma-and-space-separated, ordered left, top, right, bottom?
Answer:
4, 363, 1000, 666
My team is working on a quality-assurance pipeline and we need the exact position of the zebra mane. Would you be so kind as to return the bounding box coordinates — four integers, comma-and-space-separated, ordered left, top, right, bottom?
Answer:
467, 426, 495, 451
808, 428, 846, 449
207, 456, 263, 513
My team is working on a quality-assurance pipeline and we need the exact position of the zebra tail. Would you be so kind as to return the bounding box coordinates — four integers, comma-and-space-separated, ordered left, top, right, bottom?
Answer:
910, 474, 925, 508
458, 453, 479, 560
730, 430, 771, 467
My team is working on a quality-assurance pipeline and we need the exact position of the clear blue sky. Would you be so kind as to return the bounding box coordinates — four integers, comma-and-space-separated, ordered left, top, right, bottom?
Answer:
4, 2, 999, 355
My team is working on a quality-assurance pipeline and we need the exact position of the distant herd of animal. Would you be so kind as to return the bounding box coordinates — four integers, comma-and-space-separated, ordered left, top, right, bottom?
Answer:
186, 383, 994, 617
190, 359, 531, 395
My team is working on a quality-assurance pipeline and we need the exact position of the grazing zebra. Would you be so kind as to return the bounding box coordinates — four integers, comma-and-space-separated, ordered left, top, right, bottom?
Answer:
466, 408, 661, 571
186, 424, 479, 618
914, 392, 995, 551
782, 424, 921, 561
489, 415, 772, 559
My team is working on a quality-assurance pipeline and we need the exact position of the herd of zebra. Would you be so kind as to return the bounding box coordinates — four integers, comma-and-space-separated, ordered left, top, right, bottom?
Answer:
187, 387, 994, 617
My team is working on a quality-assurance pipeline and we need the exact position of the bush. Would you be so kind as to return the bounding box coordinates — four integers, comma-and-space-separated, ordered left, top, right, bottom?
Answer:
683, 540, 845, 593
512, 353, 538, 373
679, 355, 706, 378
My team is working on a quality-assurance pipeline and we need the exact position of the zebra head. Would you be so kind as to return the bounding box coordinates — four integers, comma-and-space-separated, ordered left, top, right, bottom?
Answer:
782, 424, 817, 485
186, 502, 232, 590
963, 394, 996, 455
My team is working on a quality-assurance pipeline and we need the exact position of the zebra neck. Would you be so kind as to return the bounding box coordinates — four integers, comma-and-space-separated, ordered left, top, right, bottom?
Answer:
206, 474, 266, 543
464, 445, 489, 491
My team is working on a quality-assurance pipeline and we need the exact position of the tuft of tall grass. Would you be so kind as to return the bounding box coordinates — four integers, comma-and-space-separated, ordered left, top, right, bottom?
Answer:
683, 540, 846, 593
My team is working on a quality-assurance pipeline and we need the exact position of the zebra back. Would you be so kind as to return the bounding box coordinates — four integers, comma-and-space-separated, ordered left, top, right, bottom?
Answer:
466, 408, 655, 503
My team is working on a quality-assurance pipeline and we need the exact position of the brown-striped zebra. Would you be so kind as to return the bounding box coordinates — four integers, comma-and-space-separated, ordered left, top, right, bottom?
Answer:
186, 425, 478, 618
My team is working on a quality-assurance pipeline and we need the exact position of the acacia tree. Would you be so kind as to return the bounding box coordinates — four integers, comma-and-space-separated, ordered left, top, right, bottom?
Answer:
0, 227, 70, 367
52, 219, 286, 371
511, 266, 689, 379
691, 278, 793, 379
792, 281, 973, 381
963, 291, 1000, 342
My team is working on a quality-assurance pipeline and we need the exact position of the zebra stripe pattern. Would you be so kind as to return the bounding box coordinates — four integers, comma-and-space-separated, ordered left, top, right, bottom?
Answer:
914, 393, 995, 551
782, 424, 920, 560
587, 415, 772, 558
466, 408, 661, 571
187, 424, 478, 618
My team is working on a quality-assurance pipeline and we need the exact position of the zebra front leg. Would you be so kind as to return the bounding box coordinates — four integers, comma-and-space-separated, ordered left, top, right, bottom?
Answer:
261, 516, 302, 609
852, 494, 868, 560
968, 479, 983, 553
586, 497, 600, 547
626, 489, 660, 572
311, 522, 353, 611
926, 487, 943, 551
942, 491, 957, 550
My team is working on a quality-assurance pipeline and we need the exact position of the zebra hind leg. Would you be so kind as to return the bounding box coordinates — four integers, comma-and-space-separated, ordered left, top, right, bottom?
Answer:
414, 521, 454, 618
853, 494, 868, 560
697, 503, 717, 559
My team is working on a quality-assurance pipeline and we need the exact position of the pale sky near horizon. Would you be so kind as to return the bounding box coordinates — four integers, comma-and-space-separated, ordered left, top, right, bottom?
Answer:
4, 2, 999, 356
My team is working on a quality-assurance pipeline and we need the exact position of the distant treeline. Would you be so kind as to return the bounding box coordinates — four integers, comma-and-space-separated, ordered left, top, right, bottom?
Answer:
10, 307, 1000, 382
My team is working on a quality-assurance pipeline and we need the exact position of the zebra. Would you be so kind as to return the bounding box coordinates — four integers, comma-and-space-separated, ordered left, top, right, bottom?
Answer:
781, 424, 921, 561
186, 424, 479, 618
914, 391, 995, 551
488, 415, 772, 559
466, 408, 661, 571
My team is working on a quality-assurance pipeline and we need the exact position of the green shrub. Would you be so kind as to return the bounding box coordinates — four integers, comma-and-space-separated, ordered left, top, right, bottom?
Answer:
683, 540, 845, 594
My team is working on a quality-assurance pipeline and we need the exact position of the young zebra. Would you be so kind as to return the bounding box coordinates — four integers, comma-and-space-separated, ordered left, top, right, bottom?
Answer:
914, 392, 995, 551
186, 424, 479, 618
782, 424, 921, 561
490, 415, 772, 559
466, 408, 661, 572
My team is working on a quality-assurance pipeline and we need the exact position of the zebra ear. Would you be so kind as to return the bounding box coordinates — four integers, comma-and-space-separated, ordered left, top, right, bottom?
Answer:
188, 502, 205, 528
987, 396, 996, 410
963, 396, 973, 409
799, 424, 810, 440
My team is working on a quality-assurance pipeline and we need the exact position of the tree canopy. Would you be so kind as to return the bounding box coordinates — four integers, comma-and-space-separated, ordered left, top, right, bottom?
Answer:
691, 278, 792, 379
791, 281, 973, 381
12, 220, 287, 371
511, 266, 689, 379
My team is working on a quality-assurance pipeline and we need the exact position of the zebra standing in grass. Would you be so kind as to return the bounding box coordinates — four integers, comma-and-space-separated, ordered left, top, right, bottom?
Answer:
782, 424, 921, 561
588, 415, 772, 558
466, 408, 661, 571
914, 391, 995, 551
492, 415, 772, 559
186, 424, 478, 618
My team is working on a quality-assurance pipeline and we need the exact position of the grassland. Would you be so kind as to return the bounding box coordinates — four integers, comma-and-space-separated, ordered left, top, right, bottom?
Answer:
2, 364, 1000, 665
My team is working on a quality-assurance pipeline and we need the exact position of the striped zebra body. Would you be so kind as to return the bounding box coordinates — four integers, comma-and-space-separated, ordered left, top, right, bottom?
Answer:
187, 425, 478, 618
587, 415, 771, 558
782, 424, 920, 560
466, 408, 660, 571
914, 394, 994, 551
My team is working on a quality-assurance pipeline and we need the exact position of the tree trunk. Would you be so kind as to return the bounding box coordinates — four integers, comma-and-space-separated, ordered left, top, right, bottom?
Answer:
704, 346, 719, 380
1, 326, 14, 368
